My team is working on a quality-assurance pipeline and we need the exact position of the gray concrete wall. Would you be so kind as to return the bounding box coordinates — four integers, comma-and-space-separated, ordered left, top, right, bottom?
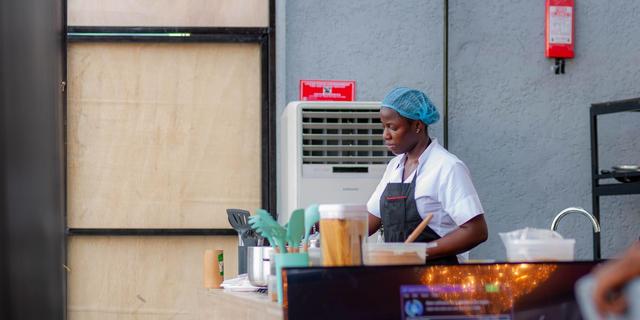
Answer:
282, 0, 445, 140
279, 0, 640, 260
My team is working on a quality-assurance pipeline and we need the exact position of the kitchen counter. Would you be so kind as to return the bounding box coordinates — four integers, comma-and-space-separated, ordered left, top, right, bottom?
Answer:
198, 288, 282, 320
197, 262, 601, 320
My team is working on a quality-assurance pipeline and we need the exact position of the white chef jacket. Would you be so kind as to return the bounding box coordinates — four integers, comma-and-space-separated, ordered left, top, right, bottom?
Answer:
366, 139, 484, 261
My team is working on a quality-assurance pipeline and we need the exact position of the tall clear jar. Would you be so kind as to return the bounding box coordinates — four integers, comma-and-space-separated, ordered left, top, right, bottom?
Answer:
319, 204, 368, 266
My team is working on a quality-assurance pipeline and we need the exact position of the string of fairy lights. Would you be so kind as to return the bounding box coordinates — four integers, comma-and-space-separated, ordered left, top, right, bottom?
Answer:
415, 264, 558, 315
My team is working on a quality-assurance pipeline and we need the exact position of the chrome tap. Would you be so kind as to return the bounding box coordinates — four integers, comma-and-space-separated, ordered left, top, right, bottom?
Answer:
551, 207, 602, 260
550, 207, 601, 234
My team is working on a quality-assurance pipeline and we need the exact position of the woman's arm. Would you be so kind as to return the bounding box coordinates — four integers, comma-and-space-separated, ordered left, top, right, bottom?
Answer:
426, 214, 488, 260
368, 213, 381, 236
593, 242, 640, 316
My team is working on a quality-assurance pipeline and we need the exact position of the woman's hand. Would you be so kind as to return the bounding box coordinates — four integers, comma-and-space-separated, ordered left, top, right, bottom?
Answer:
368, 213, 381, 236
426, 214, 488, 260
592, 242, 640, 316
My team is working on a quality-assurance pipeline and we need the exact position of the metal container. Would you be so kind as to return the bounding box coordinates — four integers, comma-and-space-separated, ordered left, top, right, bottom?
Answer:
247, 246, 273, 287
612, 165, 640, 183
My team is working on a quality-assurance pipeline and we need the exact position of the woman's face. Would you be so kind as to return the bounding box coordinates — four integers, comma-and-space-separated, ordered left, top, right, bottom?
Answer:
380, 107, 420, 155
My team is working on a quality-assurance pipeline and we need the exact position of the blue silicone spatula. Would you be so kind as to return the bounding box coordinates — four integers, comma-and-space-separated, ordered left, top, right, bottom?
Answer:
287, 209, 305, 251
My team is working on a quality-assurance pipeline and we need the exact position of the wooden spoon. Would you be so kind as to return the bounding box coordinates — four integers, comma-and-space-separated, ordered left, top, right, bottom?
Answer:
404, 213, 434, 243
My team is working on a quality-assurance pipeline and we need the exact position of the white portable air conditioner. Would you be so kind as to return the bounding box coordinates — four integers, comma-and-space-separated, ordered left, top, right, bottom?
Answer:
279, 101, 394, 222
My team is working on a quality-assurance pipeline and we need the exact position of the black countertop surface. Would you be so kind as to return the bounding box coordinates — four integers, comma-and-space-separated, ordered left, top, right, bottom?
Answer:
283, 261, 601, 320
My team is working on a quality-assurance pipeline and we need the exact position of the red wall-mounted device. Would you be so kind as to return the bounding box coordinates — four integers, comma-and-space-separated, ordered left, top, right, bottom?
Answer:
545, 0, 575, 59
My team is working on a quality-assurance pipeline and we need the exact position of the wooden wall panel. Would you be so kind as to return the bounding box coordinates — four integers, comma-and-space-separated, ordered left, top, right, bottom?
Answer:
67, 43, 262, 228
67, 236, 238, 320
67, 0, 269, 27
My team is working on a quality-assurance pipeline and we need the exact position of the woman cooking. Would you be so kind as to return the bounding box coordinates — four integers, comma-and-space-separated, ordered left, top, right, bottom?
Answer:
367, 87, 488, 265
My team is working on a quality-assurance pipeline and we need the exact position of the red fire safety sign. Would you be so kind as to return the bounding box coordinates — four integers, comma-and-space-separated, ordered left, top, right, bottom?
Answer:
545, 0, 575, 58
299, 80, 355, 101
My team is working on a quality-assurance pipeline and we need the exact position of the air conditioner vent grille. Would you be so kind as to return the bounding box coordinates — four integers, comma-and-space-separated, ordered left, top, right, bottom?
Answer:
301, 108, 394, 164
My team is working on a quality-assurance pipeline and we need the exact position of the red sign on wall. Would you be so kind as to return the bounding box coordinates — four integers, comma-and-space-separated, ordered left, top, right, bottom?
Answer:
299, 80, 355, 101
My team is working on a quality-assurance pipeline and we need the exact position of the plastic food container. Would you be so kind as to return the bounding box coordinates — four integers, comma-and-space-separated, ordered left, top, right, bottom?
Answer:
319, 204, 368, 266
502, 239, 575, 262
499, 228, 576, 262
364, 243, 429, 266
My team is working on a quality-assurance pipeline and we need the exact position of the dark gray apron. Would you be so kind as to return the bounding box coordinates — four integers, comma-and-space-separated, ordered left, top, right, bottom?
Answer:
380, 166, 459, 265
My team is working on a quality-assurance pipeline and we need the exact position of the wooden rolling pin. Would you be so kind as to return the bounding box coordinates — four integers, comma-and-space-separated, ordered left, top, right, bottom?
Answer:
404, 213, 434, 243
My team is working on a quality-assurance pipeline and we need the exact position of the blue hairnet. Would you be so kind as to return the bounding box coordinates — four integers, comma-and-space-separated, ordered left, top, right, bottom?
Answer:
381, 87, 440, 125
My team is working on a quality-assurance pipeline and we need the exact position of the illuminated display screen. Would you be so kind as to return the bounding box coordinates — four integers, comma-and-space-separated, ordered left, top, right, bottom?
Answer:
284, 262, 597, 320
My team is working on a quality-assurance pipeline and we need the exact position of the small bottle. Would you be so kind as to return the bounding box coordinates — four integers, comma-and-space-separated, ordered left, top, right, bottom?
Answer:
215, 249, 224, 283
203, 249, 224, 288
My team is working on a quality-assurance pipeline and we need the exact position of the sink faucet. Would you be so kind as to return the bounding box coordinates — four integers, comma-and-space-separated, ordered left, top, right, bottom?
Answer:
550, 207, 601, 233
550, 207, 601, 260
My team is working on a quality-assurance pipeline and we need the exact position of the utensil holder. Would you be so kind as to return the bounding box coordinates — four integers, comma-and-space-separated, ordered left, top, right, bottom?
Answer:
238, 245, 248, 274
274, 252, 308, 304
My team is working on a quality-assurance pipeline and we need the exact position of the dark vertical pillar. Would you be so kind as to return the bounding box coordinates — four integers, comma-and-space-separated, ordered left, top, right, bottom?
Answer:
0, 43, 8, 318
0, 0, 65, 319
590, 108, 601, 261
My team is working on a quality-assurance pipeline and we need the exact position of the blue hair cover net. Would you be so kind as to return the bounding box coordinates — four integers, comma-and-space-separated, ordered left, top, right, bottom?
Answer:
381, 87, 440, 125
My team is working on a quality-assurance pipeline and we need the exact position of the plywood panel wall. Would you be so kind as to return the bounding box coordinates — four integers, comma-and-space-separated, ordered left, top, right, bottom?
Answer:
68, 0, 269, 27
67, 43, 262, 228
67, 236, 238, 320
